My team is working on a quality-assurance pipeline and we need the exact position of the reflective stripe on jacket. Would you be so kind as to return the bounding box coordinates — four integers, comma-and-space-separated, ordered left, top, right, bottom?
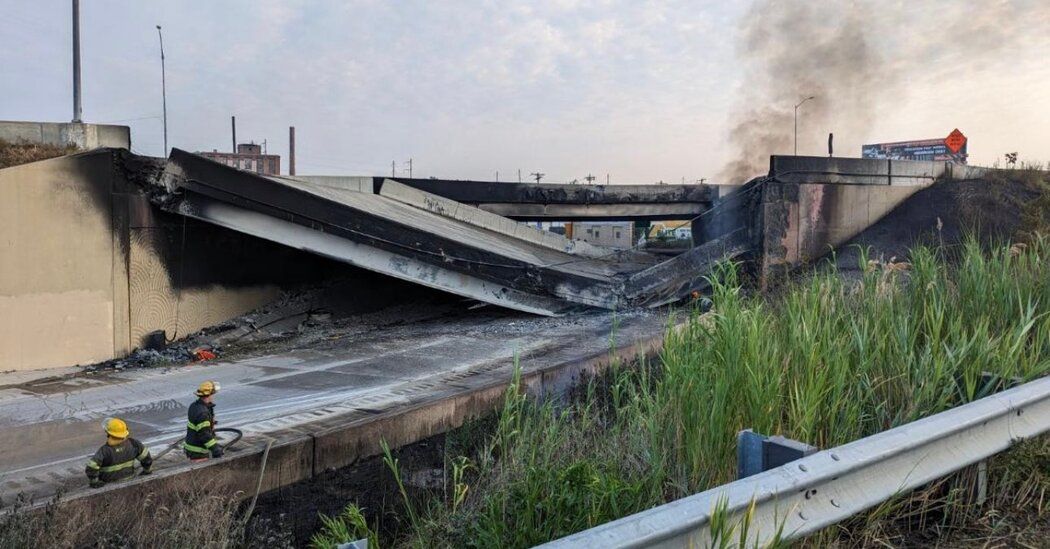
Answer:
85, 437, 153, 483
184, 398, 218, 458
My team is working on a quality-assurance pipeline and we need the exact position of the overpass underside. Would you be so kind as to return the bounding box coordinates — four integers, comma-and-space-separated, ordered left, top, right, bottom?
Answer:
160, 150, 745, 316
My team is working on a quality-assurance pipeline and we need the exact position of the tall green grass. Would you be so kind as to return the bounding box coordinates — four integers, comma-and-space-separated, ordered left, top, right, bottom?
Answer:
312, 236, 1050, 548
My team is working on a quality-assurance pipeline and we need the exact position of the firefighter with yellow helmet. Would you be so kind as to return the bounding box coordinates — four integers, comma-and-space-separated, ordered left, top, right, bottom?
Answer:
184, 380, 224, 460
85, 418, 153, 488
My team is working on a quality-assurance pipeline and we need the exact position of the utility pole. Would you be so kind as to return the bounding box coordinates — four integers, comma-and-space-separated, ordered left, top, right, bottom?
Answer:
288, 126, 296, 176
405, 158, 413, 178
231, 116, 236, 152
794, 95, 815, 156
517, 169, 521, 183
584, 174, 596, 184
495, 171, 499, 182
606, 174, 610, 184
529, 172, 544, 183
72, 0, 82, 122
392, 160, 396, 177
156, 25, 167, 154
262, 139, 267, 154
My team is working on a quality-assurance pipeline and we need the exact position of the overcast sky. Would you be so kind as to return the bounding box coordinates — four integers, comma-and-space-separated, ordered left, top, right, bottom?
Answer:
3, 1, 1049, 183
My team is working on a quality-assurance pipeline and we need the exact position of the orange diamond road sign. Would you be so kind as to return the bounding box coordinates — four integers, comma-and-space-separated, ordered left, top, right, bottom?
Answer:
944, 129, 967, 154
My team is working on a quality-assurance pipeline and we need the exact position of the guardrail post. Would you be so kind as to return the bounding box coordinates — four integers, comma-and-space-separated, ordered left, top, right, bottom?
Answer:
737, 429, 766, 478
737, 429, 818, 479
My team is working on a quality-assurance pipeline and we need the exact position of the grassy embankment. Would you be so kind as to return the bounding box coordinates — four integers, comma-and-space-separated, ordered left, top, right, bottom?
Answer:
314, 234, 1050, 548
0, 138, 78, 169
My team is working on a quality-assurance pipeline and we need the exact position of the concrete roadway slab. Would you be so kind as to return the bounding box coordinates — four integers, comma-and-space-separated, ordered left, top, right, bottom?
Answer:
0, 309, 666, 504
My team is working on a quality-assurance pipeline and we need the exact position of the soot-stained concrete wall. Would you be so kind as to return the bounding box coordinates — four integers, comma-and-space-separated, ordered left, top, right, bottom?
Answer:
0, 150, 343, 371
0, 152, 120, 370
125, 197, 349, 346
758, 182, 925, 286
749, 156, 989, 287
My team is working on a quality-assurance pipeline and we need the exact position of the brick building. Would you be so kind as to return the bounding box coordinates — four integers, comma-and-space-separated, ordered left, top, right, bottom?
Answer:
198, 143, 280, 175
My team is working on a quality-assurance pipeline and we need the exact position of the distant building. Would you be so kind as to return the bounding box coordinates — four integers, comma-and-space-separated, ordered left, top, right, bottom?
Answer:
648, 221, 692, 241
568, 221, 633, 249
198, 143, 281, 175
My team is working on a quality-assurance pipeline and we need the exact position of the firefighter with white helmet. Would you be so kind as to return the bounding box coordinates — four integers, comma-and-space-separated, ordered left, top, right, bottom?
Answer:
85, 418, 153, 487
184, 380, 224, 460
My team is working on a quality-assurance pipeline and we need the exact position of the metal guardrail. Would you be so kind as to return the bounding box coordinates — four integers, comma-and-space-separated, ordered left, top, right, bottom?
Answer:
538, 375, 1050, 548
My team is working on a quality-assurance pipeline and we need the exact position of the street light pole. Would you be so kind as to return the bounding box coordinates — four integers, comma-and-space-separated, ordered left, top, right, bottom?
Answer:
156, 25, 168, 155
72, 0, 82, 122
793, 95, 815, 156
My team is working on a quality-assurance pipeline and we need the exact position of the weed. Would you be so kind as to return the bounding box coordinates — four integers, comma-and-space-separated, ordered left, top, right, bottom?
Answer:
363, 234, 1050, 548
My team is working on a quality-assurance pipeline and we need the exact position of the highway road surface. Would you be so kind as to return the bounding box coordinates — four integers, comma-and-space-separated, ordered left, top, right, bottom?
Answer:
0, 308, 665, 504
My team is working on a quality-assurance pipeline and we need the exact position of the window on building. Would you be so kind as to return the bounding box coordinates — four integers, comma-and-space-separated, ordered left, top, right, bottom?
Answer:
615, 231, 621, 239
594, 231, 600, 238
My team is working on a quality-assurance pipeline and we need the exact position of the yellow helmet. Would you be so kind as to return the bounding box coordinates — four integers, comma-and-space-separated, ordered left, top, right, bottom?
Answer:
195, 380, 221, 397
104, 418, 129, 439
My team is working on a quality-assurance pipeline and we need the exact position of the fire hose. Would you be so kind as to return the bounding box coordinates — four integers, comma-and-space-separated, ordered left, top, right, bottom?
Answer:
147, 427, 273, 519
152, 427, 244, 460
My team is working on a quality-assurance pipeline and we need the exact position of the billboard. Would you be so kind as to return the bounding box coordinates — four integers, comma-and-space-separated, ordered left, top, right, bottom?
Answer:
862, 129, 968, 164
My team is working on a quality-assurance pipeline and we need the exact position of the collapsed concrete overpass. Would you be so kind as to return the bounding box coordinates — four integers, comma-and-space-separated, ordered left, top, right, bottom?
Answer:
1, 147, 989, 373
159, 149, 743, 316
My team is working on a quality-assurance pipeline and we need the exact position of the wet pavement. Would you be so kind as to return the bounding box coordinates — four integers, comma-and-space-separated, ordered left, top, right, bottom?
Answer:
0, 307, 666, 504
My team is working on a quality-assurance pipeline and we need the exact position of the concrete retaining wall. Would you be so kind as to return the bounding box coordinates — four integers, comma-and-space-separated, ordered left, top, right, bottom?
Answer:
0, 120, 130, 150
758, 182, 924, 284
769, 155, 989, 186
0, 150, 316, 371
0, 153, 123, 369
756, 156, 991, 285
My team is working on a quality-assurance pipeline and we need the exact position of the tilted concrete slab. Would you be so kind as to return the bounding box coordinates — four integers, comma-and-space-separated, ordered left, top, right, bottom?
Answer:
174, 192, 575, 316
161, 149, 649, 313
623, 229, 752, 308
378, 179, 618, 258
0, 309, 670, 511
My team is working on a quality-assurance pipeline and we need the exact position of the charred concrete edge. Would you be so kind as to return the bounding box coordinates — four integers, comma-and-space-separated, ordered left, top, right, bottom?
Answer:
478, 202, 706, 222
28, 323, 679, 521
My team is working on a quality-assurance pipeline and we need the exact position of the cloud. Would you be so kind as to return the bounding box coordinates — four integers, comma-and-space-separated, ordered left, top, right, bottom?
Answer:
2, 1, 1047, 181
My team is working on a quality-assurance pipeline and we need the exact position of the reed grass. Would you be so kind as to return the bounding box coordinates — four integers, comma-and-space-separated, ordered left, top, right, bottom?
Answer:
313, 235, 1050, 548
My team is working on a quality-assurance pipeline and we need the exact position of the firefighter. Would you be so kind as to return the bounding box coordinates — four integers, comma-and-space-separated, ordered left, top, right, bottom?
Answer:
85, 418, 153, 488
184, 380, 224, 461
